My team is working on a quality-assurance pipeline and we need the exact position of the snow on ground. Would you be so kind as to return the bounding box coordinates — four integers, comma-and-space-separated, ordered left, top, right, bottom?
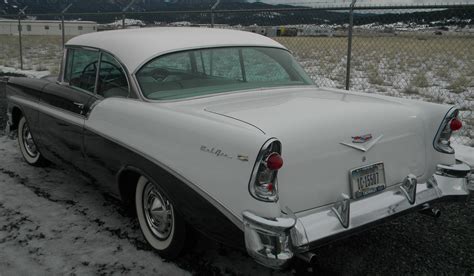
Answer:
0, 137, 187, 275
0, 131, 473, 275
100, 19, 146, 28
0, 136, 288, 275
0, 66, 50, 79
453, 142, 474, 167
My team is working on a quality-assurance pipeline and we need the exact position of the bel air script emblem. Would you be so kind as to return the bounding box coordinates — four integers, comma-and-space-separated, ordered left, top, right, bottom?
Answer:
352, 134, 373, 143
200, 145, 249, 162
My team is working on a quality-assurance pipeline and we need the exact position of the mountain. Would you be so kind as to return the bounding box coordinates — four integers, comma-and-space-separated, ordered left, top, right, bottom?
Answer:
0, 0, 245, 14
1, 0, 472, 27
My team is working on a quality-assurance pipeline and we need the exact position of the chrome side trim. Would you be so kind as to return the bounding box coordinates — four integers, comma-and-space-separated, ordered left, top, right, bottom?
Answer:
9, 95, 243, 230
8, 95, 84, 127
84, 125, 245, 231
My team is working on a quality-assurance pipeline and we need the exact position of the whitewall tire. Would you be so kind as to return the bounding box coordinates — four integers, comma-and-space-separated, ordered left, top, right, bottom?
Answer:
17, 117, 46, 166
135, 176, 187, 258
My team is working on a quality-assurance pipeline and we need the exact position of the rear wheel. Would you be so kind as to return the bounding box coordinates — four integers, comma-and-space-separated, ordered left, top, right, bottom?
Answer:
17, 117, 47, 166
135, 176, 187, 259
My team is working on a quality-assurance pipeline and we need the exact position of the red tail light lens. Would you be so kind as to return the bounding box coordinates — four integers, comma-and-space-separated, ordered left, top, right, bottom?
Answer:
450, 118, 462, 131
266, 153, 283, 170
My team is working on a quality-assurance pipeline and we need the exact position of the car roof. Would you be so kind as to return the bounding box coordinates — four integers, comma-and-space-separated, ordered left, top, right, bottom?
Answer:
66, 27, 287, 73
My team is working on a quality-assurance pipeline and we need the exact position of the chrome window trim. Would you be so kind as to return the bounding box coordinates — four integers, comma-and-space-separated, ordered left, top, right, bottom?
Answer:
131, 46, 308, 103
96, 50, 133, 99
94, 51, 102, 94
8, 95, 84, 126
59, 48, 68, 83
62, 45, 134, 99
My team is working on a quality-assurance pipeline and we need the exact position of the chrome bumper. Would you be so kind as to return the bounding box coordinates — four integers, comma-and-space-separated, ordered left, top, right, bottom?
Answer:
243, 162, 471, 269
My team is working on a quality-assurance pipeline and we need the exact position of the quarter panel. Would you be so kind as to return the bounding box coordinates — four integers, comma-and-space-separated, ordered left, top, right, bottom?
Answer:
85, 98, 282, 228
6, 77, 52, 145
83, 128, 245, 248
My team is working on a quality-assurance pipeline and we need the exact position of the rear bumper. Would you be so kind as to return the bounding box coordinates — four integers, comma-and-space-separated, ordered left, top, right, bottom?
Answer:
242, 162, 472, 269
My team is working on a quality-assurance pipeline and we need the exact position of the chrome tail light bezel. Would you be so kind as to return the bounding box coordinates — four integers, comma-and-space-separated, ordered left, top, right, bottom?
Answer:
248, 138, 282, 202
433, 108, 460, 154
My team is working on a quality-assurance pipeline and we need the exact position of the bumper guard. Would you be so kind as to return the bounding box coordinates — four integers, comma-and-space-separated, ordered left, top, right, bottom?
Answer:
243, 162, 471, 269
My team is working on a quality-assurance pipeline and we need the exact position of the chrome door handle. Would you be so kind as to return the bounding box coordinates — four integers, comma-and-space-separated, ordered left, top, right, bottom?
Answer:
73, 102, 84, 109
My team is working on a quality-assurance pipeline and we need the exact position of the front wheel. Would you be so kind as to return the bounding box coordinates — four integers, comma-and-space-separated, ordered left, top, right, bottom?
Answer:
135, 176, 187, 259
17, 116, 47, 166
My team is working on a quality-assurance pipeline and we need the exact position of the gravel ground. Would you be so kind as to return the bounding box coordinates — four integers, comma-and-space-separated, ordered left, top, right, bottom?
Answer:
0, 82, 473, 275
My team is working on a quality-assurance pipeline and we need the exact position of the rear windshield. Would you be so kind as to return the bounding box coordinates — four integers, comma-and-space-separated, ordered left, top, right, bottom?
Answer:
136, 47, 313, 100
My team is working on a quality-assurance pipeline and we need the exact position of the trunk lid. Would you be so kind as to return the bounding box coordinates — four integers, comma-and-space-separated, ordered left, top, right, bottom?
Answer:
205, 87, 427, 212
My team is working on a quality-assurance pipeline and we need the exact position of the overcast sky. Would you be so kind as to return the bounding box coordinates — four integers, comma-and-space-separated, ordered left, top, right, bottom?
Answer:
249, 0, 474, 7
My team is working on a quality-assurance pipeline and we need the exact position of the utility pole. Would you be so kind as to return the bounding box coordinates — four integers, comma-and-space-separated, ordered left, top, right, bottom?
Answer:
211, 0, 221, 28
61, 3, 73, 49
122, 0, 138, 29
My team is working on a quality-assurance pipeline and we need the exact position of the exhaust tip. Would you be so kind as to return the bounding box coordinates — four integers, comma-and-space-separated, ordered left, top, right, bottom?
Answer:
297, 252, 317, 266
419, 207, 441, 218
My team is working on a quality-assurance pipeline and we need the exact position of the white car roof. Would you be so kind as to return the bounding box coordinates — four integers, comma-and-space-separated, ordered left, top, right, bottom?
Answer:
66, 27, 287, 73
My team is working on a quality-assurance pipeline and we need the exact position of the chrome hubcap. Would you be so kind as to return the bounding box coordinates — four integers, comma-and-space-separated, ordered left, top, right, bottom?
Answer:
22, 124, 38, 157
143, 182, 173, 240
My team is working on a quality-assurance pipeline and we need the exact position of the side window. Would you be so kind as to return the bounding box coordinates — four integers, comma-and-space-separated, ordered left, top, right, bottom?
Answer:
64, 48, 100, 93
97, 53, 129, 98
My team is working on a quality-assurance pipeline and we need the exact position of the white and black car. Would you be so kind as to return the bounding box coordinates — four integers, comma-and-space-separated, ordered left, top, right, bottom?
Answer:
5, 27, 471, 269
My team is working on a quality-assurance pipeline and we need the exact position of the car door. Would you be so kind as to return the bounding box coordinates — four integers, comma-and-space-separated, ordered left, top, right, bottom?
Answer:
38, 47, 99, 170
82, 51, 132, 191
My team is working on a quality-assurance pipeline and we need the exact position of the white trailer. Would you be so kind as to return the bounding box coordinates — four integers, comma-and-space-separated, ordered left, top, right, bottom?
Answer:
0, 20, 97, 36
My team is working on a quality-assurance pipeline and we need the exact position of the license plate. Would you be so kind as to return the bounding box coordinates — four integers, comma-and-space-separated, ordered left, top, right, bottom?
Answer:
350, 163, 386, 199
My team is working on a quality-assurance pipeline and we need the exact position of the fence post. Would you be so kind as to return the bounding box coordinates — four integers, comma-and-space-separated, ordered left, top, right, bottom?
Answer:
211, 0, 221, 28
17, 14, 23, 70
122, 13, 126, 29
61, 4, 73, 49
345, 0, 357, 90
17, 6, 28, 70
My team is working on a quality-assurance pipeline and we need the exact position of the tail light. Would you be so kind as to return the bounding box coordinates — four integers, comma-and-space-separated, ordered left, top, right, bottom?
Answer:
249, 139, 282, 202
434, 109, 462, 154
450, 118, 462, 131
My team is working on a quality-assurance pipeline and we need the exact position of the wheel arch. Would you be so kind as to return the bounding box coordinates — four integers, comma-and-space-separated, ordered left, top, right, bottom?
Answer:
116, 166, 142, 214
115, 163, 245, 249
10, 104, 24, 131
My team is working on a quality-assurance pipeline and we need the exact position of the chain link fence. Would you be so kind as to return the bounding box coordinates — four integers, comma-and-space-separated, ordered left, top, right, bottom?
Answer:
0, 4, 472, 145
